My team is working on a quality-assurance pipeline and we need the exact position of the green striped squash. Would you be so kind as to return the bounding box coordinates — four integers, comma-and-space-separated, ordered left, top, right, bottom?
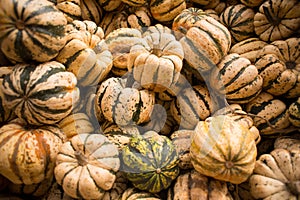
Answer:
173, 7, 231, 72
0, 0, 67, 63
0, 61, 80, 126
245, 92, 291, 135
149, 0, 186, 23
220, 4, 255, 44
190, 115, 257, 184
121, 187, 161, 200
288, 97, 300, 127
0, 118, 65, 185
210, 53, 263, 104
55, 0, 82, 22
54, 133, 120, 200
121, 131, 180, 193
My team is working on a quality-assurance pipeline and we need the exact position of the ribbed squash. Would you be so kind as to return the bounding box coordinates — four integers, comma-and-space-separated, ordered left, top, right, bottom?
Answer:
121, 187, 162, 200
274, 134, 300, 152
0, 61, 80, 126
54, 0, 81, 23
167, 169, 233, 200
190, 115, 257, 184
128, 24, 184, 92
54, 133, 120, 200
80, 0, 103, 25
249, 149, 300, 199
220, 4, 255, 44
95, 77, 155, 126
288, 97, 300, 127
172, 7, 231, 72
121, 131, 180, 193
254, 0, 300, 42
245, 92, 290, 135
0, 118, 65, 185
210, 53, 263, 104
56, 20, 113, 87
0, 0, 67, 63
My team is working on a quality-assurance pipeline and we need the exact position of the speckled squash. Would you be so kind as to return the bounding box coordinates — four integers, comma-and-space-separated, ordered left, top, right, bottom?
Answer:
254, 0, 300, 42
56, 20, 113, 87
245, 92, 291, 135
190, 115, 257, 184
274, 134, 300, 152
167, 169, 233, 200
288, 97, 300, 127
229, 38, 267, 63
172, 7, 231, 72
249, 149, 300, 199
121, 187, 162, 200
0, 61, 80, 126
0, 0, 67, 63
210, 53, 263, 104
0, 118, 65, 185
95, 77, 155, 126
128, 24, 184, 92
54, 133, 120, 200
121, 131, 180, 193
220, 4, 255, 44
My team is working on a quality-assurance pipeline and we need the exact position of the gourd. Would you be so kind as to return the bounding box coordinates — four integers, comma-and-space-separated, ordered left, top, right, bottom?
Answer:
121, 187, 162, 200
190, 115, 257, 184
288, 97, 300, 127
0, 61, 80, 126
54, 133, 120, 199
0, 0, 67, 63
0, 118, 65, 185
121, 131, 180, 193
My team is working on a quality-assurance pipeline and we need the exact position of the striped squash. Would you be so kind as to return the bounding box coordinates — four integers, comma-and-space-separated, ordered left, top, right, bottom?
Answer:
288, 97, 300, 127
220, 4, 255, 44
121, 131, 180, 193
0, 61, 80, 126
121, 187, 161, 200
0, 118, 65, 185
170, 84, 215, 130
254, 0, 300, 42
0, 0, 67, 63
95, 77, 155, 126
173, 7, 231, 72
97, 0, 123, 11
121, 0, 147, 7
210, 53, 263, 104
190, 115, 257, 184
245, 92, 291, 135
80, 0, 103, 25
149, 0, 186, 23
167, 170, 233, 200
54, 133, 120, 200
55, 0, 81, 23
229, 37, 267, 63
240, 0, 264, 7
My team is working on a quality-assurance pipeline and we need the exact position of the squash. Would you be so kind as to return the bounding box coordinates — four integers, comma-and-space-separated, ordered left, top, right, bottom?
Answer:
121, 0, 147, 7
95, 77, 155, 126
0, 61, 80, 126
167, 169, 233, 200
274, 134, 300, 152
210, 53, 263, 104
245, 92, 291, 135
240, 0, 264, 7
253, 0, 300, 42
102, 171, 128, 200
97, 0, 123, 11
220, 4, 255, 44
128, 24, 184, 92
0, 0, 67, 63
54, 133, 120, 199
121, 131, 180, 193
55, 0, 81, 23
288, 97, 300, 127
0, 118, 65, 185
172, 7, 231, 72
80, 0, 103, 25
121, 187, 162, 200
190, 115, 257, 184
56, 20, 113, 87
249, 148, 300, 199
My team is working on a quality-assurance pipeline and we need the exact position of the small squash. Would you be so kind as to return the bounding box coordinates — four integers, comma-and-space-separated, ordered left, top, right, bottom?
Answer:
54, 0, 81, 23
190, 115, 257, 184
288, 97, 300, 127
274, 134, 300, 152
54, 133, 120, 200
121, 131, 180, 193
0, 118, 65, 185
0, 61, 80, 126
0, 0, 67, 63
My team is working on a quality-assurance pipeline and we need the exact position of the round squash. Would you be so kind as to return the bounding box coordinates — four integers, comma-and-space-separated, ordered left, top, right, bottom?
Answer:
288, 97, 300, 127
253, 0, 300, 42
190, 115, 257, 184
0, 118, 65, 185
54, 0, 82, 23
121, 131, 180, 193
0, 61, 80, 126
54, 133, 120, 200
0, 0, 67, 63
274, 134, 300, 152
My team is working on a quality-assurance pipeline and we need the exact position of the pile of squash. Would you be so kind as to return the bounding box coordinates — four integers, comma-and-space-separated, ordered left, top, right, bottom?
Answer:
0, 0, 299, 199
